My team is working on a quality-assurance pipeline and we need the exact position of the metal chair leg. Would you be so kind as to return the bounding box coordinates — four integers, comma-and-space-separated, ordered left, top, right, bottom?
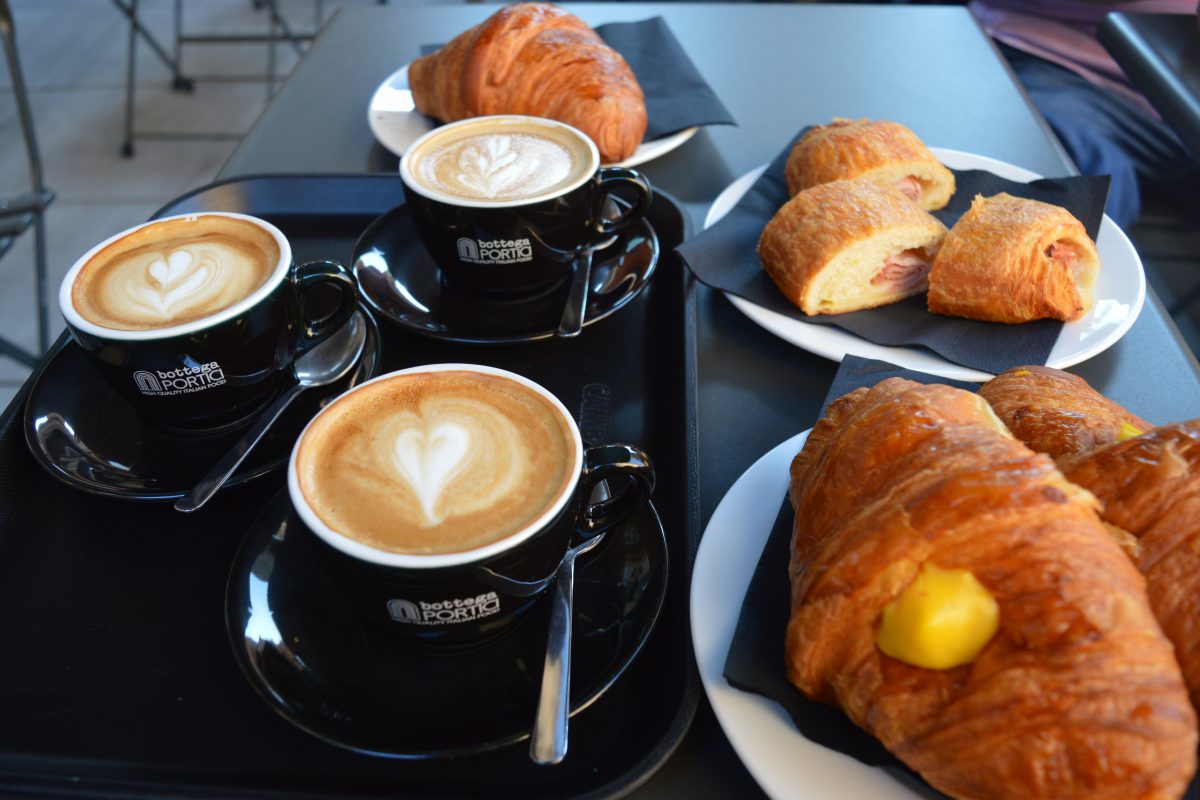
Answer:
32, 212, 47, 354
123, 0, 137, 157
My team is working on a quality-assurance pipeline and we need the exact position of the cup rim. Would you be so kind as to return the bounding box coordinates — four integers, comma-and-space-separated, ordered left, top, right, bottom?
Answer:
398, 114, 601, 209
287, 363, 586, 570
58, 211, 294, 342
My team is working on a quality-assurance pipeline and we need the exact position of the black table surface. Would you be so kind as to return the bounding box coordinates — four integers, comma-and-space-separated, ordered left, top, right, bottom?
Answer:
216, 4, 1200, 798
1100, 11, 1200, 164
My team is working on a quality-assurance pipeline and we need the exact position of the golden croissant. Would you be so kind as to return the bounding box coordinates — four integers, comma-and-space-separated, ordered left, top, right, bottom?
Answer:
787, 378, 1196, 799
978, 365, 1151, 458
982, 365, 1200, 711
408, 2, 647, 163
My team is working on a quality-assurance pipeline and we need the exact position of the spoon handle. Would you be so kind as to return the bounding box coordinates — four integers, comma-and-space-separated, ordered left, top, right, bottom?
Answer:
530, 554, 579, 765
556, 249, 593, 339
174, 383, 306, 513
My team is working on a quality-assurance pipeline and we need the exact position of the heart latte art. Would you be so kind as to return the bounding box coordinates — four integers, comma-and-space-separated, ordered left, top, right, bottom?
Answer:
296, 371, 578, 555
71, 216, 279, 331
412, 121, 592, 203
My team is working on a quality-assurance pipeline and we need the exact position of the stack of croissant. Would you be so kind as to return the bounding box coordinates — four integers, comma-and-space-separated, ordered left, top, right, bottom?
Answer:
787, 369, 1200, 799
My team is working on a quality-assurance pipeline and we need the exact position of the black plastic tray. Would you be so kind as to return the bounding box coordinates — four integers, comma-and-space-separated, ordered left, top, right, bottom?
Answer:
0, 174, 701, 799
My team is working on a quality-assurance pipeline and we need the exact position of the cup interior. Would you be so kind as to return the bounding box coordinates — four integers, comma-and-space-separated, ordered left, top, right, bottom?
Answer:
399, 115, 601, 209
288, 364, 586, 570
58, 211, 293, 342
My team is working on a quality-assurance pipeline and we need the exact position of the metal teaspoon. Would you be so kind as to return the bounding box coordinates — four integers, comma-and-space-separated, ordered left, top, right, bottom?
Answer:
174, 313, 367, 513
529, 530, 608, 765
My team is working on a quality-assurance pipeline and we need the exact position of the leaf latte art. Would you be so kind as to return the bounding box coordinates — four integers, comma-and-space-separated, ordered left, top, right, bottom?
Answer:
416, 129, 584, 201
71, 216, 279, 331
296, 371, 578, 555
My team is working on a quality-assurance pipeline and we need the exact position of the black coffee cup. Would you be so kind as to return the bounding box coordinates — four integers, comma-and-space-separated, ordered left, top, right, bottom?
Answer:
287, 364, 656, 650
399, 115, 652, 298
59, 212, 358, 432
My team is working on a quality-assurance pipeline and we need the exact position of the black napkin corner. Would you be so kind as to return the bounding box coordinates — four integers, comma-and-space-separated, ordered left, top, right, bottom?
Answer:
677, 129, 1111, 375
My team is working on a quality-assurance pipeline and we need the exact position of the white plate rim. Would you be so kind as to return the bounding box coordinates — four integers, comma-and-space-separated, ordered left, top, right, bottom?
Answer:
690, 430, 931, 799
703, 148, 1147, 382
367, 62, 699, 169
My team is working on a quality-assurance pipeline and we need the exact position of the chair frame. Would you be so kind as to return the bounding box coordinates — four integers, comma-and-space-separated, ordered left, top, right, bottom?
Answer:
0, 0, 54, 365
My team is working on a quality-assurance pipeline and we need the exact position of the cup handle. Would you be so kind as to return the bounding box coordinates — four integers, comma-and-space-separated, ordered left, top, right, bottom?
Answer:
578, 444, 655, 534
591, 167, 653, 239
293, 260, 359, 348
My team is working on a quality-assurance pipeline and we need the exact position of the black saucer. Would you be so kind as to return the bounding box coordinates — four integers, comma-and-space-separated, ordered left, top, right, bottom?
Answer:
353, 204, 659, 344
226, 489, 668, 759
23, 309, 382, 501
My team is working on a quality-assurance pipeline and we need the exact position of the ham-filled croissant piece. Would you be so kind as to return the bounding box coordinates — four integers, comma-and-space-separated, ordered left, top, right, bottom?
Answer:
758, 179, 947, 315
408, 3, 647, 163
978, 365, 1151, 458
787, 378, 1196, 800
927, 193, 1100, 323
785, 118, 956, 211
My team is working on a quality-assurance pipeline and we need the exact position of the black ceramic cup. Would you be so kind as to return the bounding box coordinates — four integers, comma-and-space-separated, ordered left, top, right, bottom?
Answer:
59, 212, 358, 432
399, 115, 652, 298
287, 364, 656, 650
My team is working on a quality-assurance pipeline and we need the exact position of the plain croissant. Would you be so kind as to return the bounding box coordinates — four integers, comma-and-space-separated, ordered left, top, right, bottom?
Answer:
787, 378, 1196, 799
408, 3, 648, 163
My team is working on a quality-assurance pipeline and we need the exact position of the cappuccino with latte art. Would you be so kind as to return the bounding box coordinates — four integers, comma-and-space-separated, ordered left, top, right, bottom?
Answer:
409, 121, 592, 203
70, 215, 280, 332
294, 369, 579, 555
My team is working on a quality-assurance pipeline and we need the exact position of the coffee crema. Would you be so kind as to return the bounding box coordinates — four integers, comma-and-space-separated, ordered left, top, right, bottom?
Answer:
295, 370, 578, 555
410, 120, 593, 203
71, 215, 280, 331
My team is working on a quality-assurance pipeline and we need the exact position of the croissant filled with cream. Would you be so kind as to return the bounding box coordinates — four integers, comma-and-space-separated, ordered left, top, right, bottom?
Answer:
787, 378, 1196, 800
982, 366, 1200, 710
758, 179, 946, 315
408, 3, 647, 163
927, 193, 1100, 323
785, 118, 956, 211
978, 365, 1150, 458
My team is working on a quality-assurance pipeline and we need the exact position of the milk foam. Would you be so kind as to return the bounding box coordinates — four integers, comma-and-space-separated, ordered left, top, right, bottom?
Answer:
418, 132, 579, 201
296, 371, 577, 555
71, 216, 279, 332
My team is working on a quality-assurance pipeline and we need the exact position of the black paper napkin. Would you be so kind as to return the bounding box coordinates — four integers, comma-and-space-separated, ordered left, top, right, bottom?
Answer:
721, 356, 971, 785
677, 132, 1111, 375
421, 17, 736, 141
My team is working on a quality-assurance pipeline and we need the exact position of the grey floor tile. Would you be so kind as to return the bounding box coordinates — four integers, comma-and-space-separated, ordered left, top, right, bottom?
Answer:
0, 86, 243, 202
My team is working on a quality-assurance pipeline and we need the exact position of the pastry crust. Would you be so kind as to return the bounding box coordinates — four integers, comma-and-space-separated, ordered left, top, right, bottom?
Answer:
787, 378, 1196, 800
408, 3, 647, 163
785, 118, 956, 211
927, 193, 1100, 323
757, 179, 947, 315
979, 365, 1151, 459
1061, 422, 1200, 711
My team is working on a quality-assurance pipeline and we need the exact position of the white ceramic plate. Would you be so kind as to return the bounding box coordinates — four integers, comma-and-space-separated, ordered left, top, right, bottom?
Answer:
367, 63, 699, 169
691, 430, 932, 799
703, 148, 1146, 382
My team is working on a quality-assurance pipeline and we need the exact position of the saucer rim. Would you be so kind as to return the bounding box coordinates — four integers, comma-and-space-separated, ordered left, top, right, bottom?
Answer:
351, 204, 660, 345
22, 308, 383, 502
224, 490, 669, 760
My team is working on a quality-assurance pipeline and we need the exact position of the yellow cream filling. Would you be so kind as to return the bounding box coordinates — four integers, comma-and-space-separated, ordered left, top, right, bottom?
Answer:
875, 562, 999, 670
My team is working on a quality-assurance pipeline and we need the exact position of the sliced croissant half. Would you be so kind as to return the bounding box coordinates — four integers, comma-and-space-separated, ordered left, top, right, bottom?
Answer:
758, 178, 947, 315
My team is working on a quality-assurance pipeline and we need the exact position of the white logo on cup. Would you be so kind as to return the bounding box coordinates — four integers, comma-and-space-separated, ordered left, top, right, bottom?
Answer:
387, 592, 502, 625
456, 237, 479, 260
455, 237, 534, 266
132, 361, 227, 396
